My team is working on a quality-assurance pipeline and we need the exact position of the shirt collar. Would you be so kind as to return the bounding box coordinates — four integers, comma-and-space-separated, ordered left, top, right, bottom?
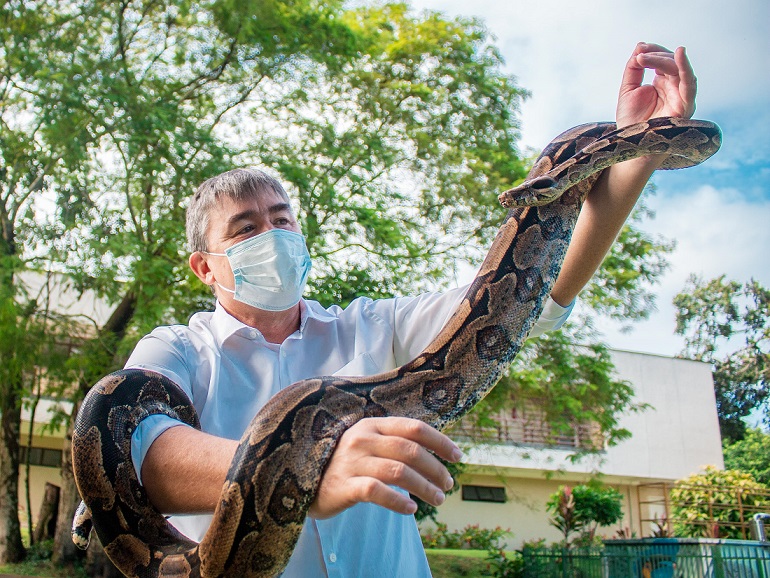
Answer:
208, 299, 337, 345
298, 299, 337, 331
209, 301, 255, 344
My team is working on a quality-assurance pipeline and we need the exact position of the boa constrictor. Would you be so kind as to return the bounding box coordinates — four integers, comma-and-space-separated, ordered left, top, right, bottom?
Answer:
71, 116, 721, 577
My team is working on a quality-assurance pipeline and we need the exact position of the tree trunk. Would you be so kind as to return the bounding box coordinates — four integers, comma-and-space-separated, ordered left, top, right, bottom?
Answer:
86, 535, 123, 578
33, 483, 59, 543
52, 399, 82, 564
0, 393, 25, 563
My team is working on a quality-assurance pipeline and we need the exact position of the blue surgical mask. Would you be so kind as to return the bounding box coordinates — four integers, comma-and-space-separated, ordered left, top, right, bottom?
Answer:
205, 229, 312, 311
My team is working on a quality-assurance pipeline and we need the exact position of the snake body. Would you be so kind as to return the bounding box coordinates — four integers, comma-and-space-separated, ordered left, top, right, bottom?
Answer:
71, 116, 721, 577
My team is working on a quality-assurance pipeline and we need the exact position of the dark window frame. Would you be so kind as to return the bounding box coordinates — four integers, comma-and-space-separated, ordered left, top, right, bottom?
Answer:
461, 484, 506, 503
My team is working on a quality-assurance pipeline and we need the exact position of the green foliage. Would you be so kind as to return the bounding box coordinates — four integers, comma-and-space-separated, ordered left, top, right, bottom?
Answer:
674, 276, 769, 441
546, 484, 624, 544
485, 549, 523, 578
670, 466, 769, 539
421, 522, 511, 551
251, 2, 528, 301
723, 428, 770, 485
546, 486, 583, 543
424, 549, 494, 578
571, 484, 624, 530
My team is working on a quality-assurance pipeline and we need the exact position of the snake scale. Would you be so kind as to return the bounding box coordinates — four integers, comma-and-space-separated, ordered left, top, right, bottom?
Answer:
71, 116, 721, 577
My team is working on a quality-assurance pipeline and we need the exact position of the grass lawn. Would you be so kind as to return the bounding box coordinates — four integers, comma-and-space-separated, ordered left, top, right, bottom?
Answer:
1, 548, 506, 578
426, 548, 493, 577
0, 560, 87, 577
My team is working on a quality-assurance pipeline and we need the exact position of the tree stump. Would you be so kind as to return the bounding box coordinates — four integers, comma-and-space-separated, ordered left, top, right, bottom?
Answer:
33, 482, 60, 543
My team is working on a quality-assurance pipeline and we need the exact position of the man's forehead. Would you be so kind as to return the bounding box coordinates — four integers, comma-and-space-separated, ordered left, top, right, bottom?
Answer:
215, 191, 292, 216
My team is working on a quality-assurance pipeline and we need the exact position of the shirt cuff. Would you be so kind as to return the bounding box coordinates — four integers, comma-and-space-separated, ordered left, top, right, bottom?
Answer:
130, 414, 191, 485
528, 296, 575, 339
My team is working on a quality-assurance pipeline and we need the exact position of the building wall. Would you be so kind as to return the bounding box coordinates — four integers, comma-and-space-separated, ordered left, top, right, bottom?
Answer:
18, 464, 63, 525
423, 471, 641, 549
601, 350, 724, 480
17, 399, 69, 525
426, 350, 724, 549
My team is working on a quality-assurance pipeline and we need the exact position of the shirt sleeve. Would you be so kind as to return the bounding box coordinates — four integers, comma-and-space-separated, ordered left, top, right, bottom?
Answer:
125, 330, 195, 484
528, 297, 575, 338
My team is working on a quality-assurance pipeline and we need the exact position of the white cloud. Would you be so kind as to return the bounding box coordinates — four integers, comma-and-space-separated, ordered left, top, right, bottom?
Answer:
410, 0, 769, 148
596, 183, 770, 355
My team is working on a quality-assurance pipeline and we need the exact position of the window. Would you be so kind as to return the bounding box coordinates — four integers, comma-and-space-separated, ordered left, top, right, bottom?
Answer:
462, 484, 506, 503
19, 446, 62, 468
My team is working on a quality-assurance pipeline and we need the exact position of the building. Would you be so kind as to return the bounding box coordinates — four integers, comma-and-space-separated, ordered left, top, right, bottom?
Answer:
425, 349, 724, 549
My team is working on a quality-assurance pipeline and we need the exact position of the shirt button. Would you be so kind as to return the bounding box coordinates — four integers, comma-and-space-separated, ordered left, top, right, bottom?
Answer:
329, 553, 337, 563
249, 330, 258, 339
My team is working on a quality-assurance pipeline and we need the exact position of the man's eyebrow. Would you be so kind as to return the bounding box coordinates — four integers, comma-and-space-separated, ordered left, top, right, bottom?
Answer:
225, 203, 293, 227
226, 209, 259, 227
268, 202, 292, 214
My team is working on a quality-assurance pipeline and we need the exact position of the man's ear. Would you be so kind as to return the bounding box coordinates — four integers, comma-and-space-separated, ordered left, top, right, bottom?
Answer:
189, 252, 215, 286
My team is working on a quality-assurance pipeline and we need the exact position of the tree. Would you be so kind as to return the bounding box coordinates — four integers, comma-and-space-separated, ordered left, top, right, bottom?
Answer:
674, 276, 769, 441
0, 1, 97, 562
247, 2, 529, 303
723, 427, 770, 485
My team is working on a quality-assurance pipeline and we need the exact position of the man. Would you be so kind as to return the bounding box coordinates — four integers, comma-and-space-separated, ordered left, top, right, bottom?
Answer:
126, 43, 696, 576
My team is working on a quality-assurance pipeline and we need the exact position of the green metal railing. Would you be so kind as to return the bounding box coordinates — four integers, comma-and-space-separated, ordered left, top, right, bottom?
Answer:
522, 539, 770, 578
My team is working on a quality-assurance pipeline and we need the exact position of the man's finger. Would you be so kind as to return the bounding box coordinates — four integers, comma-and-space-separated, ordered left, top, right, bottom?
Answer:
371, 416, 462, 463
375, 435, 455, 492
347, 476, 419, 515
675, 46, 697, 116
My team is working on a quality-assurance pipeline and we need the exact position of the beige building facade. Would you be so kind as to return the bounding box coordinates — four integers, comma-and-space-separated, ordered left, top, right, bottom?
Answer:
424, 349, 724, 549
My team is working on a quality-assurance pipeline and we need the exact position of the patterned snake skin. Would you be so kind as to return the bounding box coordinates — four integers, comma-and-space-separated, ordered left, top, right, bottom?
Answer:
71, 116, 721, 577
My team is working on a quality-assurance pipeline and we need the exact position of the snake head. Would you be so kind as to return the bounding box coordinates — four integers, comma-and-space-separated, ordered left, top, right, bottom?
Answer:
498, 176, 558, 208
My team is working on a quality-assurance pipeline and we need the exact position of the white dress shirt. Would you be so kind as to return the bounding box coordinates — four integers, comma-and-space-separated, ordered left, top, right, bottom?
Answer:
126, 287, 572, 577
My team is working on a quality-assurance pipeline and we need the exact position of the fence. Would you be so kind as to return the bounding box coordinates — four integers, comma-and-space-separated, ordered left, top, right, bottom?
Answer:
638, 483, 770, 540
522, 539, 770, 578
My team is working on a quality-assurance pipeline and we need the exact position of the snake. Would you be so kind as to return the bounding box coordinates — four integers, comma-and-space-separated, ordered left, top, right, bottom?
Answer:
71, 116, 721, 577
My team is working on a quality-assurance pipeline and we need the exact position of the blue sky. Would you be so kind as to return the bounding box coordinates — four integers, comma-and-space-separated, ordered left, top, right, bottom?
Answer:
410, 0, 770, 356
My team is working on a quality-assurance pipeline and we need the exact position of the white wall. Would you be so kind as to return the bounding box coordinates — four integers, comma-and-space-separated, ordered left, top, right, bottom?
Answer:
458, 350, 724, 482
601, 349, 724, 480
427, 349, 725, 548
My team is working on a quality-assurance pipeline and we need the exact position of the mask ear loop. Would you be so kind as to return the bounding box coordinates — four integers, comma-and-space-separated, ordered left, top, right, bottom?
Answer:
216, 283, 235, 294
200, 251, 236, 293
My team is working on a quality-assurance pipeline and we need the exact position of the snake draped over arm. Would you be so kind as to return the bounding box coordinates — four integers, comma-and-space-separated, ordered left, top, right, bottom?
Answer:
71, 116, 721, 578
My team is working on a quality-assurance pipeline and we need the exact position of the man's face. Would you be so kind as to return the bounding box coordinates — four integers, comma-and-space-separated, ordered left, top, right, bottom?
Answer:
197, 189, 302, 305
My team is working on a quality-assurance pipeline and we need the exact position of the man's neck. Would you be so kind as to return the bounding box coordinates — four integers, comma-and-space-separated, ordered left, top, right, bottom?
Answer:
220, 300, 303, 344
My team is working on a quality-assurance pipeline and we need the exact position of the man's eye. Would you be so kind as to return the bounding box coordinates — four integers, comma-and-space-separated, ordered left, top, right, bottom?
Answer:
239, 225, 255, 235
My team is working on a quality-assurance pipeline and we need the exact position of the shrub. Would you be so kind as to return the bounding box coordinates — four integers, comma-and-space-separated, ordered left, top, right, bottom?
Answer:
421, 522, 512, 550
486, 548, 523, 578
670, 466, 770, 538
546, 483, 623, 544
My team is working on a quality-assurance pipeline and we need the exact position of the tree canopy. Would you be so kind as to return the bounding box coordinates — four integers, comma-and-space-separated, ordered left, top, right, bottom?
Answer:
674, 275, 769, 441
723, 427, 770, 485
